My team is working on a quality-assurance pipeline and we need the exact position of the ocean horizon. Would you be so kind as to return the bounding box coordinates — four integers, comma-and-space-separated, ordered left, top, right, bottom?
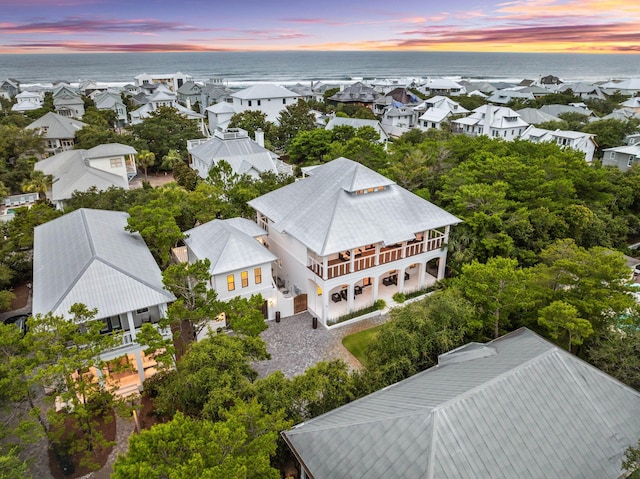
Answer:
1, 51, 639, 87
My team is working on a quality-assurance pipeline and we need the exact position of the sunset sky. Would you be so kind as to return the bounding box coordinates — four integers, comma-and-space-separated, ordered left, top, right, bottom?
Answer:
1, 0, 640, 54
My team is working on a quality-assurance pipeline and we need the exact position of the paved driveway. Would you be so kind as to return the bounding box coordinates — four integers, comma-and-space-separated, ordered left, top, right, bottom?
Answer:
252, 311, 389, 378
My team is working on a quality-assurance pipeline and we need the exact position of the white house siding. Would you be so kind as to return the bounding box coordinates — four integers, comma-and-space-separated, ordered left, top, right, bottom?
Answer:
87, 155, 130, 183
232, 96, 298, 124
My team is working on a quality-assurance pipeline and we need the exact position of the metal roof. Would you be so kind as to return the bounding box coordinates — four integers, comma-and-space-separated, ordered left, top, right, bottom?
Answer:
248, 157, 461, 256
184, 218, 277, 275
231, 84, 298, 100
26, 112, 86, 139
35, 148, 128, 201
283, 328, 640, 479
87, 143, 137, 158
33, 209, 175, 319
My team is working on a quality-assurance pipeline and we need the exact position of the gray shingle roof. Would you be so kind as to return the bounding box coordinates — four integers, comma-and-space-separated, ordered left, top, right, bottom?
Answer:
185, 218, 277, 275
248, 157, 461, 256
283, 328, 640, 479
33, 209, 175, 319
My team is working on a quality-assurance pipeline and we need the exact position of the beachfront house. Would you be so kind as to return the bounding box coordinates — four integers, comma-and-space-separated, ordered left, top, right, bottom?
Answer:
327, 82, 381, 109
230, 84, 300, 123
451, 105, 529, 140
33, 208, 176, 396
247, 157, 460, 325
520, 125, 597, 163
417, 78, 466, 96
0, 78, 20, 99
187, 128, 292, 179
134, 72, 192, 92
35, 143, 137, 209
175, 218, 278, 319
11, 90, 43, 113
415, 95, 469, 131
26, 112, 87, 156
283, 327, 640, 479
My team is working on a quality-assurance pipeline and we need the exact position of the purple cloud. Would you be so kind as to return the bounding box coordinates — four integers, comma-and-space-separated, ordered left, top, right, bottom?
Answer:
0, 17, 209, 35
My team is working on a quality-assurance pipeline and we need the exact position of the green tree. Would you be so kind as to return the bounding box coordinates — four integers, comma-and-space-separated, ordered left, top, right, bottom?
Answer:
538, 300, 593, 352
130, 106, 201, 162
588, 329, 640, 391
274, 100, 317, 150
287, 128, 333, 165
160, 149, 184, 171
126, 202, 183, 267
228, 110, 275, 142
456, 257, 533, 339
20, 170, 51, 200
112, 400, 289, 479
225, 295, 268, 337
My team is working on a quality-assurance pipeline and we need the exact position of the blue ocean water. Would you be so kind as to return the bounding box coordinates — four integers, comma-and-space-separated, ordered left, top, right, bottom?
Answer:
0, 51, 639, 86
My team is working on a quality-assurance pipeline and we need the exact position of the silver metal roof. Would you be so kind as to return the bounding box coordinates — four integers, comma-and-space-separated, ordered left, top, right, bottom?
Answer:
184, 218, 277, 275
33, 209, 175, 319
87, 143, 137, 158
248, 157, 461, 256
231, 84, 298, 100
35, 150, 127, 201
26, 112, 86, 139
283, 328, 640, 479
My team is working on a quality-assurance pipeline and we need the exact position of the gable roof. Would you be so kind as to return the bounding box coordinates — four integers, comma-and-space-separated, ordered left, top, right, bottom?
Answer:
283, 328, 640, 479
231, 84, 298, 100
328, 82, 381, 103
33, 209, 175, 318
26, 112, 87, 139
516, 107, 561, 125
248, 157, 460, 256
185, 218, 277, 275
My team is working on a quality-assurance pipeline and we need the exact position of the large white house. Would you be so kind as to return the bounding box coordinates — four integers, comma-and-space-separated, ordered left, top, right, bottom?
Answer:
451, 105, 529, 141
416, 95, 469, 131
33, 209, 176, 395
134, 72, 192, 92
230, 84, 299, 123
248, 157, 461, 325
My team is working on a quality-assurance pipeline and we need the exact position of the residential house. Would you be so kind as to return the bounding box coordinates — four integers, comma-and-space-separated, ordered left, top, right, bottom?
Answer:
324, 117, 389, 143
205, 102, 237, 132
372, 88, 420, 115
557, 82, 607, 100
33, 208, 176, 395
602, 78, 640, 96
310, 81, 339, 102
176, 81, 202, 110
417, 78, 466, 96
11, 90, 43, 112
327, 82, 381, 108
520, 125, 597, 163
288, 83, 315, 102
539, 74, 563, 86
416, 95, 469, 131
380, 107, 417, 138
200, 83, 232, 110
625, 133, 640, 146
600, 108, 640, 122
247, 157, 461, 325
53, 93, 85, 119
602, 144, 640, 172
451, 105, 529, 140
180, 218, 278, 318
0, 78, 20, 98
487, 89, 535, 104
134, 72, 192, 92
93, 91, 128, 127
230, 84, 300, 123
459, 80, 496, 96
187, 128, 292, 179
52, 83, 79, 98
621, 97, 640, 113
78, 80, 106, 97
35, 143, 137, 209
283, 327, 640, 479
370, 78, 416, 94
26, 112, 87, 156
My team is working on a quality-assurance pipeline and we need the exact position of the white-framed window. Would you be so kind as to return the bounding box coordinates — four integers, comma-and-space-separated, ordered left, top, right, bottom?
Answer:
110, 158, 123, 168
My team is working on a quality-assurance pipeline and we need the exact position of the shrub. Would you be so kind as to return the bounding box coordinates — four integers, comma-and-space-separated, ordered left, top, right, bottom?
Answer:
392, 292, 406, 303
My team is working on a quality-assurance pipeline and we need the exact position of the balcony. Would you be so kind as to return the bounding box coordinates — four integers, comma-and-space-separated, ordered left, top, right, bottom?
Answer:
308, 233, 446, 280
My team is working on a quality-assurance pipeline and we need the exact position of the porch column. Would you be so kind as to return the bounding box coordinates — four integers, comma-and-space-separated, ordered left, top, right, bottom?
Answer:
422, 230, 429, 251
347, 283, 354, 313
134, 350, 145, 387
437, 251, 447, 280
398, 269, 406, 293
349, 249, 355, 274
420, 261, 427, 289
322, 289, 330, 323
444, 225, 451, 244
374, 244, 380, 266
126, 311, 136, 341
322, 256, 328, 280
373, 276, 379, 302
400, 241, 406, 259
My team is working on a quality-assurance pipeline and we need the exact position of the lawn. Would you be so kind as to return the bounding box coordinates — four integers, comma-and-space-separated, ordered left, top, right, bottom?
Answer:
341, 325, 384, 364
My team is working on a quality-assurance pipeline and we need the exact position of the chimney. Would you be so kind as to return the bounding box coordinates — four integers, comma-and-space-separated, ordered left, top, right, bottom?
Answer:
255, 128, 265, 147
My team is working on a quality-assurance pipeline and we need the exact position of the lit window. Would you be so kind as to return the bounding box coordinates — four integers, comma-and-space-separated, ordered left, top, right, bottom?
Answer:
241, 271, 249, 288
227, 274, 235, 291
254, 267, 262, 284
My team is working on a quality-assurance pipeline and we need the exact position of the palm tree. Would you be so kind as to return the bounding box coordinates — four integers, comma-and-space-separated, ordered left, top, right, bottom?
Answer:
21, 170, 52, 200
161, 149, 184, 172
137, 150, 155, 179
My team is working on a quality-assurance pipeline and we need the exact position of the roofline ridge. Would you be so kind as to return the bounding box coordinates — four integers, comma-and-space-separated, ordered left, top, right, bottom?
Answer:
286, 409, 432, 434
319, 181, 347, 256
95, 256, 174, 300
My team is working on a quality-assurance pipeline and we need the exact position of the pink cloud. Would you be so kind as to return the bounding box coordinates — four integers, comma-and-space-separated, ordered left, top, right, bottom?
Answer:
0, 17, 208, 35
4, 41, 233, 52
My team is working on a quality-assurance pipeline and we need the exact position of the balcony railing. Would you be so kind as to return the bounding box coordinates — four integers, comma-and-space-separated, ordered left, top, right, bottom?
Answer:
308, 234, 446, 280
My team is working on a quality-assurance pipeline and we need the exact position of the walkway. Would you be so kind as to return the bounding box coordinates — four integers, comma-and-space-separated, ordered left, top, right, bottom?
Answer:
252, 311, 390, 378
